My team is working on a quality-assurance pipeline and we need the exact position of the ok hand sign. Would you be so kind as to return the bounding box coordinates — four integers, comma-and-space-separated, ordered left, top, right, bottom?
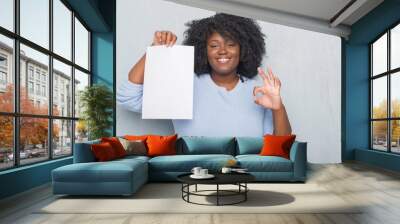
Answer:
253, 67, 283, 111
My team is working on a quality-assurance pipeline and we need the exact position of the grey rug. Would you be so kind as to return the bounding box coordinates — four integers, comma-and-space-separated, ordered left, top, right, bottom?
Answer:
38, 183, 362, 214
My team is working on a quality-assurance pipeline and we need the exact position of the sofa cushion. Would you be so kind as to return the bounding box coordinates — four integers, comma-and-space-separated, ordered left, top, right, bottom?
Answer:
177, 136, 236, 155
236, 155, 293, 172
260, 135, 296, 159
147, 134, 178, 157
91, 142, 118, 161
101, 137, 127, 158
52, 158, 147, 183
148, 154, 235, 172
119, 138, 147, 156
236, 137, 263, 155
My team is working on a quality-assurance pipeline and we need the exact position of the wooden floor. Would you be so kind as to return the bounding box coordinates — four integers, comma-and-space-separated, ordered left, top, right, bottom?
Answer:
1, 162, 400, 224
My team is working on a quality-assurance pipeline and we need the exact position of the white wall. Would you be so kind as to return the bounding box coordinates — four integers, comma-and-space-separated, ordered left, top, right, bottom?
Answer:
116, 0, 341, 163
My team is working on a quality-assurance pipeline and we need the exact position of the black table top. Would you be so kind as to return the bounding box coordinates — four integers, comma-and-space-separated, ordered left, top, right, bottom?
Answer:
177, 172, 255, 185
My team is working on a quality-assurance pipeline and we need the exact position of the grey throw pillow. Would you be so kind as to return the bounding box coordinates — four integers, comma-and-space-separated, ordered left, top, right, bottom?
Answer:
118, 138, 147, 156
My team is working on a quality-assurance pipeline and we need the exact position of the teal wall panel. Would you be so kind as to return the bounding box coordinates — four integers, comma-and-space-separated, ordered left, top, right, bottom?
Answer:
0, 158, 72, 199
355, 149, 400, 172
345, 0, 400, 171
92, 32, 113, 88
344, 44, 370, 160
91, 32, 114, 135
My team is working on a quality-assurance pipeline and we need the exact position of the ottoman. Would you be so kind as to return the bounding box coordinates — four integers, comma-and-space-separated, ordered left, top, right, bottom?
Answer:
52, 157, 148, 196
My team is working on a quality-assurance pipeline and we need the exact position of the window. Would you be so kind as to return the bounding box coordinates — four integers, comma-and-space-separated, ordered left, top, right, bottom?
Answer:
74, 69, 89, 118
28, 67, 34, 80
53, 0, 72, 60
0, 116, 13, 170
0, 0, 91, 170
0, 71, 6, 85
28, 81, 34, 94
35, 83, 40, 95
371, 23, 400, 154
53, 59, 72, 117
20, 0, 49, 49
35, 70, 40, 81
0, 54, 7, 67
75, 18, 89, 70
53, 119, 72, 158
42, 85, 46, 97
0, 54, 7, 86
0, 34, 14, 113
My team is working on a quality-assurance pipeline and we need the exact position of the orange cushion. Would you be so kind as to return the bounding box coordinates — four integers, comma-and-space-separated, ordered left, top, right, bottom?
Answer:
146, 134, 178, 157
124, 135, 149, 141
259, 134, 296, 159
91, 142, 117, 161
101, 137, 127, 158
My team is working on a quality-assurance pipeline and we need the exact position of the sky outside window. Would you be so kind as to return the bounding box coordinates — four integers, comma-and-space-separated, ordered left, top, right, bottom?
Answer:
74, 18, 89, 69
372, 33, 387, 76
0, 0, 14, 31
20, 0, 49, 49
54, 0, 72, 60
391, 24, 400, 70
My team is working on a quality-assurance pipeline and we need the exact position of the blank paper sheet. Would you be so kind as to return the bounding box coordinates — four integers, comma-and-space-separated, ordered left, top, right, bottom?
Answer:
142, 45, 194, 119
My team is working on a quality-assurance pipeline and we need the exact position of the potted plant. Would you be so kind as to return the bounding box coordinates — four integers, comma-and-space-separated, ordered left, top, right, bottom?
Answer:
79, 84, 113, 140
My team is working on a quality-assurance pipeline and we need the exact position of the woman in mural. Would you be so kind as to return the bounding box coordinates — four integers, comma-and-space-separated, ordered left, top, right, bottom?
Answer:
117, 13, 291, 137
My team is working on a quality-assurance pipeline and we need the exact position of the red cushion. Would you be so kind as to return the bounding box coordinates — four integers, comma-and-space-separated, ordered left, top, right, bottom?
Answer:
259, 134, 296, 159
146, 134, 178, 157
91, 142, 117, 161
101, 137, 127, 158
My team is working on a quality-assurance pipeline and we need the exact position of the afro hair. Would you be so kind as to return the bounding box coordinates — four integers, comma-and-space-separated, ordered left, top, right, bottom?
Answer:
183, 13, 265, 78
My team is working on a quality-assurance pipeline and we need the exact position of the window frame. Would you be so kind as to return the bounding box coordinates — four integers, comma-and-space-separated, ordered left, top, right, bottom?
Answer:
370, 21, 400, 154
0, 0, 92, 171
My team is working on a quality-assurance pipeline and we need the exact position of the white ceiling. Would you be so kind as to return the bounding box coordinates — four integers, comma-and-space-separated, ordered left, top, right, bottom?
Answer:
226, 0, 353, 22
165, 0, 384, 38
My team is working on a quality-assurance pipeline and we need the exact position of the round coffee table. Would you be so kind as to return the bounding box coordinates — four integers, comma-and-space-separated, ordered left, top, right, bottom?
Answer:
177, 173, 255, 206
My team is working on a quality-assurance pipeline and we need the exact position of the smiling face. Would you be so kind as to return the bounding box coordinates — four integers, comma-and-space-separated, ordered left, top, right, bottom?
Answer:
207, 32, 240, 77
